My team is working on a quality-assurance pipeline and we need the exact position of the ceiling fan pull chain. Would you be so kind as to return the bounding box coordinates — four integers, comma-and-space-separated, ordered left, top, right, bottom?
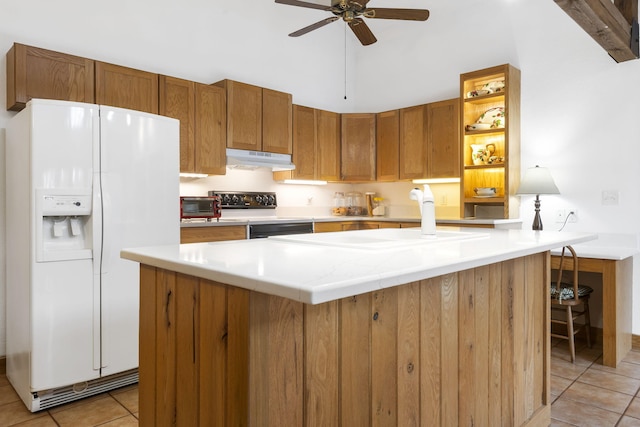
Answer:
344, 23, 347, 100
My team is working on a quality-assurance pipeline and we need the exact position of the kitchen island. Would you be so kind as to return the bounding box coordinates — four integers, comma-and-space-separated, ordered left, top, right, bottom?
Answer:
121, 227, 595, 427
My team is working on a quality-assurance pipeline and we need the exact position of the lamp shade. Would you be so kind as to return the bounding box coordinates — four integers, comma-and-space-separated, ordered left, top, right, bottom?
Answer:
516, 165, 560, 195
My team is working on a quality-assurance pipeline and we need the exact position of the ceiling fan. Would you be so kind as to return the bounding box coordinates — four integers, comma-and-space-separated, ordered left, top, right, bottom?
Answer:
275, 0, 430, 46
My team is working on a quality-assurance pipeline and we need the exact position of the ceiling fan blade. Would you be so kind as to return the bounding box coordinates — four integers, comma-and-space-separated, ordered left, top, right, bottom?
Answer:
348, 18, 377, 45
365, 8, 430, 21
289, 17, 340, 37
275, 0, 332, 11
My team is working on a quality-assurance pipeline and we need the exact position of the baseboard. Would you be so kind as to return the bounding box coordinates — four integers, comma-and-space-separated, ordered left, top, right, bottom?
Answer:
633, 334, 640, 350
0, 356, 5, 375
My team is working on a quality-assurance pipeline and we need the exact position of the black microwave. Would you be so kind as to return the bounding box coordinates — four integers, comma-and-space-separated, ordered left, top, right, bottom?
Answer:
180, 196, 221, 220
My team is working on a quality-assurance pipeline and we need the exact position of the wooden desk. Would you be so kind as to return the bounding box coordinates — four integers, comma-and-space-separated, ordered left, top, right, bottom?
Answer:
551, 252, 633, 367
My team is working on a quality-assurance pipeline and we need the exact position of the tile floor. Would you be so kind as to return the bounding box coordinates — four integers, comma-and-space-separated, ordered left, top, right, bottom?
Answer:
550, 340, 640, 426
0, 342, 639, 426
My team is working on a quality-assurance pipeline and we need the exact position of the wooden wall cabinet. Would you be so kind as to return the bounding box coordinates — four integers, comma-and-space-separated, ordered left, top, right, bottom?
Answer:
274, 105, 316, 181
316, 109, 341, 181
460, 64, 520, 219
398, 104, 427, 180
159, 76, 227, 175
6, 43, 95, 111
95, 62, 159, 114
215, 80, 292, 154
376, 110, 400, 182
427, 98, 460, 178
262, 88, 293, 154
341, 113, 376, 182
219, 80, 261, 151
274, 106, 341, 182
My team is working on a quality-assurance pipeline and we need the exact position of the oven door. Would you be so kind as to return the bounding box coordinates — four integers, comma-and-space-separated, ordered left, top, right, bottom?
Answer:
249, 222, 313, 239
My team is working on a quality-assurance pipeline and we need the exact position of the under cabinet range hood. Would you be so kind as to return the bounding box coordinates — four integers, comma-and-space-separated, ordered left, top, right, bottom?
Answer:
226, 148, 295, 171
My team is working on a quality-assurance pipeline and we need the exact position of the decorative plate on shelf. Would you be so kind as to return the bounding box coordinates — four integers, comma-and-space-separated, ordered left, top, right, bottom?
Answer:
476, 107, 505, 128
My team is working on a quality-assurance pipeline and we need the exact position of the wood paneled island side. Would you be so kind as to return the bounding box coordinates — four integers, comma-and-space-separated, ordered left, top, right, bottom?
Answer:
122, 228, 595, 426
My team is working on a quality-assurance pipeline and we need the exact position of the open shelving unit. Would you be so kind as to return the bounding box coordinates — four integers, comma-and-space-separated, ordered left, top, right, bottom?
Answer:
460, 64, 521, 219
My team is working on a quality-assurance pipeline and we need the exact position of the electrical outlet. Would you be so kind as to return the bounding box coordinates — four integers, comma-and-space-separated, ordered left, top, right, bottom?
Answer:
440, 195, 448, 206
555, 209, 578, 223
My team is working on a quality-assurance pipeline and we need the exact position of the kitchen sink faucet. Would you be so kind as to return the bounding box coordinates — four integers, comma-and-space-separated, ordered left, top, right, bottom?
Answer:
409, 185, 436, 238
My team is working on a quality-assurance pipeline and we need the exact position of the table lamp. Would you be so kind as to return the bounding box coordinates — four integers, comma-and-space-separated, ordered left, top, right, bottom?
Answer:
516, 165, 560, 230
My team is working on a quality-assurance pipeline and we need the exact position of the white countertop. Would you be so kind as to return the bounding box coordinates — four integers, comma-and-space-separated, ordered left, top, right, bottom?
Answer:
550, 242, 639, 261
122, 227, 596, 305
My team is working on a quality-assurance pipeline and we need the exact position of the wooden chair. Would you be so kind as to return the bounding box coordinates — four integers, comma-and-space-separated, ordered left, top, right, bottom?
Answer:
550, 245, 594, 363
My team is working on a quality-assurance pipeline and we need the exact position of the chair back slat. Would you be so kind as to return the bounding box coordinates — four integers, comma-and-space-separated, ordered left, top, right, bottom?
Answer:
554, 245, 580, 304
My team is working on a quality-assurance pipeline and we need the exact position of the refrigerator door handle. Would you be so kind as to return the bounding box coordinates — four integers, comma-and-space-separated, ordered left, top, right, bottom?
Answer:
92, 112, 103, 372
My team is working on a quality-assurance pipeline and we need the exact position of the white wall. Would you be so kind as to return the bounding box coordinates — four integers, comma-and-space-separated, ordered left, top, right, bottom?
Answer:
1, 0, 639, 358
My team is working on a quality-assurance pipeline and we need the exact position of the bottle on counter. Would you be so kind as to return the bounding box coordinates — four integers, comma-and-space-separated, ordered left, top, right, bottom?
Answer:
365, 192, 375, 217
372, 197, 386, 216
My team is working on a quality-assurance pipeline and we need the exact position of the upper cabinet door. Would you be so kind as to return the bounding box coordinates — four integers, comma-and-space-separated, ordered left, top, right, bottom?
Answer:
95, 62, 158, 114
290, 105, 317, 180
194, 84, 226, 175
316, 109, 341, 182
6, 43, 95, 111
262, 88, 293, 154
159, 76, 226, 175
427, 98, 459, 178
159, 76, 196, 172
223, 80, 262, 151
341, 113, 376, 182
398, 105, 427, 180
376, 109, 400, 182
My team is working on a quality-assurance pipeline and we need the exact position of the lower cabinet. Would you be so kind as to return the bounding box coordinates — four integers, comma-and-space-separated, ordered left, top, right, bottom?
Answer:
315, 221, 420, 232
138, 251, 551, 426
314, 221, 360, 232
180, 226, 246, 243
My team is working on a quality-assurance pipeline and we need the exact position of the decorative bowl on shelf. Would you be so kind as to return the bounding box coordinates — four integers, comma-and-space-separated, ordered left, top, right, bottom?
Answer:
474, 187, 497, 197
465, 123, 492, 131
465, 80, 505, 98
465, 89, 491, 98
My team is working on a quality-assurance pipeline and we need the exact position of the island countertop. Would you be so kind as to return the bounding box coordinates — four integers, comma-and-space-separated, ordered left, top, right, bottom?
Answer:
121, 227, 596, 304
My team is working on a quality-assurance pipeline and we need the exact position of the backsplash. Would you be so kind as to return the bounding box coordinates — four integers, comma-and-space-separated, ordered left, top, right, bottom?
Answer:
180, 168, 461, 218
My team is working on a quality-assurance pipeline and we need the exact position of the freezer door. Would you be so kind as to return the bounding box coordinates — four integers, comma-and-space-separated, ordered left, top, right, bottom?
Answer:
22, 100, 100, 391
98, 106, 179, 376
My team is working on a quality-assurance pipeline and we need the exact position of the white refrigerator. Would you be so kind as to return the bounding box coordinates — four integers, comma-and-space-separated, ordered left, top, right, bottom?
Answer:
5, 99, 179, 411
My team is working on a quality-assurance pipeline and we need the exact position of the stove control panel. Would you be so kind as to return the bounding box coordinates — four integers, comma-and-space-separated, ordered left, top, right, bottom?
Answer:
208, 191, 277, 209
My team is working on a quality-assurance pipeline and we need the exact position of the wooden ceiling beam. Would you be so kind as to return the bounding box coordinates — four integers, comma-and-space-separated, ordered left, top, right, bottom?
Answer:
615, 0, 637, 25
554, 0, 639, 62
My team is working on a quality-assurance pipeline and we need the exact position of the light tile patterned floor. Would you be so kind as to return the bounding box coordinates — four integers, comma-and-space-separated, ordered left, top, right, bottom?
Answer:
551, 340, 640, 427
1, 343, 639, 426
